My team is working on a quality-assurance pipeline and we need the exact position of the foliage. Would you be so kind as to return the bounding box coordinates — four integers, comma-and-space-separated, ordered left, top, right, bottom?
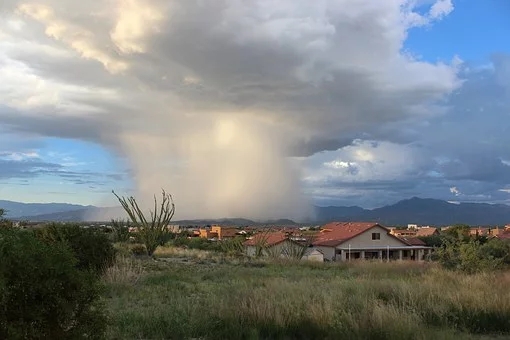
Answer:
113, 190, 175, 256
219, 237, 245, 256
0, 208, 12, 228
418, 234, 443, 247
253, 230, 271, 258
130, 244, 148, 256
110, 219, 131, 242
103, 255, 145, 286
34, 223, 116, 276
281, 242, 308, 260
172, 236, 222, 252
104, 259, 510, 339
435, 230, 510, 273
0, 228, 106, 339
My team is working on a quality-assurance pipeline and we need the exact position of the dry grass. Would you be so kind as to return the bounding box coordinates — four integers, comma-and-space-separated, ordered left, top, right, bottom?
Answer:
104, 256, 510, 339
153, 245, 215, 260
103, 255, 145, 286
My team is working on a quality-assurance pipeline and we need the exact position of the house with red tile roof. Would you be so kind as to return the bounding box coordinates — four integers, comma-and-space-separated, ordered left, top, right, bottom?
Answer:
313, 222, 432, 262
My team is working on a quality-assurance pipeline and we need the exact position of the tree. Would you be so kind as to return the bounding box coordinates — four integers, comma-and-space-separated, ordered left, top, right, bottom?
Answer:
418, 234, 443, 247
113, 190, 175, 256
0, 228, 106, 338
0, 208, 12, 228
34, 223, 116, 276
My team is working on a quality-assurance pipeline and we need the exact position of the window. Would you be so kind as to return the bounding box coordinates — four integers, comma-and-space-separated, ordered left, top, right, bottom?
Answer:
372, 232, 381, 240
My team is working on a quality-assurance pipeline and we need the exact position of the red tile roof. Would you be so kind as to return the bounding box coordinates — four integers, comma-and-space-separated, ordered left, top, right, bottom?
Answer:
314, 222, 381, 247
400, 237, 427, 246
243, 231, 287, 247
416, 228, 439, 237
496, 231, 510, 240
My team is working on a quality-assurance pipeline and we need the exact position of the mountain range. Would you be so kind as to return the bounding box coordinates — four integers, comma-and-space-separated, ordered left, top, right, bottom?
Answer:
2, 197, 510, 226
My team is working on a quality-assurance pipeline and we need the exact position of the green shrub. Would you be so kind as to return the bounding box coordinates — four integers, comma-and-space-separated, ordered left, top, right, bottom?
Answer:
110, 219, 131, 243
436, 235, 510, 273
35, 223, 116, 275
172, 236, 222, 252
0, 208, 12, 228
0, 228, 106, 339
131, 244, 148, 256
418, 234, 443, 247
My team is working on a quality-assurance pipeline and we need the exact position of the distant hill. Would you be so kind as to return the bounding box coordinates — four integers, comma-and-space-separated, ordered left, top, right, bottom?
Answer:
5, 197, 510, 226
0, 200, 91, 219
314, 197, 510, 226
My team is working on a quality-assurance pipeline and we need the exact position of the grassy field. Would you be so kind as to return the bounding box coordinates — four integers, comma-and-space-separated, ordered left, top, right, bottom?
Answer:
103, 246, 510, 340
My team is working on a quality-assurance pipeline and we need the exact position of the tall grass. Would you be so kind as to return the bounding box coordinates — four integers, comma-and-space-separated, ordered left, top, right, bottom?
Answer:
103, 255, 145, 286
105, 256, 510, 339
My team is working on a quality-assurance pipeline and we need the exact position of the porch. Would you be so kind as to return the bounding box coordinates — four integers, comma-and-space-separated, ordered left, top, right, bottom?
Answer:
334, 246, 432, 262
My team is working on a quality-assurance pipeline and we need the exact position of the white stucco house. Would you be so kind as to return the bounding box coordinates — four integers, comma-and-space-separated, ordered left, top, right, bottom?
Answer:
313, 222, 432, 262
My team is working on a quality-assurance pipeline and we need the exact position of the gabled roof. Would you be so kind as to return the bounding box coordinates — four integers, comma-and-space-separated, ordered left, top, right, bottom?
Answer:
416, 228, 439, 237
399, 237, 427, 246
314, 222, 382, 247
243, 231, 288, 247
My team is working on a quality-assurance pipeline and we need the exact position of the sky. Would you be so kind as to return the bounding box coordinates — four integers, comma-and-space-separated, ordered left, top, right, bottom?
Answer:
0, 0, 509, 219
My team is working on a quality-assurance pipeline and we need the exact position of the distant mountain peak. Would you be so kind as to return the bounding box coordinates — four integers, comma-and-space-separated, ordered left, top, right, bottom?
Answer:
3, 197, 510, 226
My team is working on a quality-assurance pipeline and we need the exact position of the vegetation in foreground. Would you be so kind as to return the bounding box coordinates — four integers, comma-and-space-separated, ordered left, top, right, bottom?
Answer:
105, 246, 510, 340
3, 190, 510, 340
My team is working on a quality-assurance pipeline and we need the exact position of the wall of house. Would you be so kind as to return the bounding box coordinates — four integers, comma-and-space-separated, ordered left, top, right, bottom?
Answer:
246, 245, 257, 257
266, 240, 301, 257
340, 225, 408, 249
245, 240, 304, 258
303, 251, 324, 262
315, 246, 336, 261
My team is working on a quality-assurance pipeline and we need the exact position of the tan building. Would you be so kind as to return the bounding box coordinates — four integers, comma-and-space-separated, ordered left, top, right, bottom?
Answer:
390, 228, 417, 237
210, 225, 238, 240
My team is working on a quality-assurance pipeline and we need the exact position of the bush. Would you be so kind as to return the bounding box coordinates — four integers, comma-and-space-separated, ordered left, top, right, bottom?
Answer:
0, 228, 106, 339
131, 244, 148, 256
110, 219, 131, 243
0, 208, 12, 228
35, 223, 116, 275
436, 235, 510, 273
172, 236, 222, 252
418, 234, 443, 247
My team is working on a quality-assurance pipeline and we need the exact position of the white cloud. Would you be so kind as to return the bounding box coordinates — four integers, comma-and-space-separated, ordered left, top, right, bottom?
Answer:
17, 3, 128, 73
304, 140, 425, 185
429, 0, 454, 20
0, 0, 465, 217
0, 151, 39, 161
449, 186, 461, 196
110, 0, 165, 54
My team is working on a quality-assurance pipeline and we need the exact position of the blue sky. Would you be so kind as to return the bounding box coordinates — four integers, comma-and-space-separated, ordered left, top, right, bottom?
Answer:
0, 0, 509, 218
406, 0, 510, 62
0, 138, 129, 205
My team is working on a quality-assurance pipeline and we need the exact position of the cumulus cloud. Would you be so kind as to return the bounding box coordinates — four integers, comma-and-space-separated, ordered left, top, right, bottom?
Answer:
303, 55, 510, 207
449, 186, 460, 196
0, 0, 464, 218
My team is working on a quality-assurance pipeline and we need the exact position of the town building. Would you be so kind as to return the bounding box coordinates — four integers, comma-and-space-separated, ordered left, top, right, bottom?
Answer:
313, 222, 432, 262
